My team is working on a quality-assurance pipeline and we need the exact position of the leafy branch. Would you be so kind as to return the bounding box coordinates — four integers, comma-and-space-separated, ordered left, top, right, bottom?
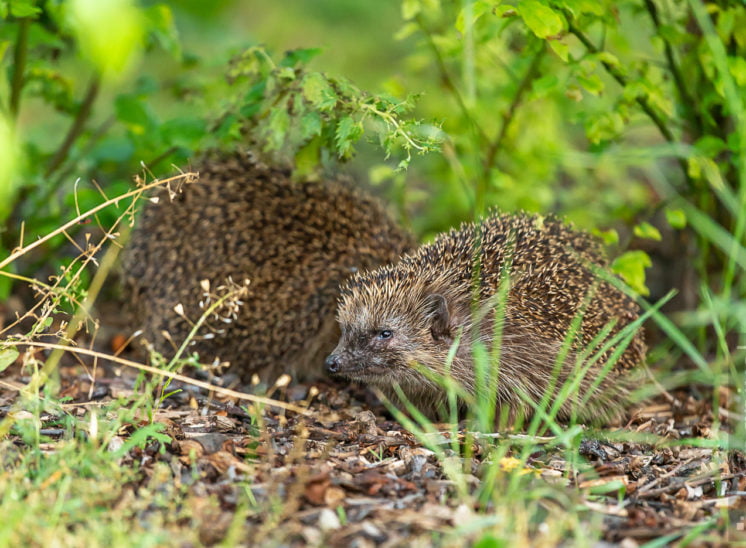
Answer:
566, 19, 695, 191
642, 0, 701, 135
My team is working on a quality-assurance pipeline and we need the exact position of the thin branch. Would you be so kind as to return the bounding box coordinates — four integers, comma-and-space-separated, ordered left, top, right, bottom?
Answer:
45, 76, 101, 177
13, 342, 312, 415
9, 18, 30, 119
49, 115, 116, 190
415, 14, 488, 146
482, 46, 545, 179
0, 172, 198, 271
643, 0, 702, 135
567, 21, 674, 143
566, 20, 695, 190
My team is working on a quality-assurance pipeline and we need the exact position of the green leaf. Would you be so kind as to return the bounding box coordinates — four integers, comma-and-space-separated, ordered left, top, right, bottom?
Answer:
299, 111, 322, 140
633, 222, 662, 241
294, 136, 322, 178
144, 4, 181, 59
68, 0, 144, 81
0, 347, 18, 372
576, 73, 604, 96
593, 228, 619, 246
665, 208, 687, 229
548, 40, 569, 62
402, 0, 421, 21
280, 47, 322, 67
473, 533, 508, 548
694, 135, 727, 157
302, 73, 337, 110
115, 95, 155, 133
611, 250, 652, 296
516, 0, 564, 39
9, 0, 41, 18
335, 116, 363, 158
265, 103, 290, 151
160, 117, 207, 148
90, 136, 135, 162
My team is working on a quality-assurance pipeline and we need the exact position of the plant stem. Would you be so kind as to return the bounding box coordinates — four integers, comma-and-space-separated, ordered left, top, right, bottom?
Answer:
567, 20, 696, 191
482, 47, 545, 184
567, 21, 675, 143
46, 76, 101, 177
643, 0, 702, 136
9, 18, 30, 120
416, 14, 488, 146
0, 172, 197, 271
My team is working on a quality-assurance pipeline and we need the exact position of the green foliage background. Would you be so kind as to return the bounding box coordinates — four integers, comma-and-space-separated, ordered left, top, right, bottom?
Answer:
0, 0, 744, 381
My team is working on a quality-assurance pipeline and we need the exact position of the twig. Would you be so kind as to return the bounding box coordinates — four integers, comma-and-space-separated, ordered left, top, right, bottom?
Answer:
642, 0, 702, 135
635, 472, 743, 499
0, 172, 197, 271
567, 21, 674, 143
47, 115, 116, 196
13, 342, 312, 415
482, 47, 545, 181
566, 19, 695, 191
9, 18, 30, 119
415, 14, 488, 145
45, 77, 101, 177
637, 456, 699, 492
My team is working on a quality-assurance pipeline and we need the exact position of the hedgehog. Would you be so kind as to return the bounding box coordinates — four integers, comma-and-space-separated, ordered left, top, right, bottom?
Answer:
121, 152, 414, 381
325, 213, 647, 424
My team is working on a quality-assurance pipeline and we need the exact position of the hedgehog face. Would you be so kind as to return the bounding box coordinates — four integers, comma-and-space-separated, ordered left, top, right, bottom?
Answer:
326, 293, 453, 383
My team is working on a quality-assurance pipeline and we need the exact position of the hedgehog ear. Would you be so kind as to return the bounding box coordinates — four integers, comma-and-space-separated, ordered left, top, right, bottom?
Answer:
424, 294, 450, 341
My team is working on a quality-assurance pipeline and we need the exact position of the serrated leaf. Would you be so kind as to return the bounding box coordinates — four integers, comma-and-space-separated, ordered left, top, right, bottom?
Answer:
302, 73, 337, 110
279, 47, 322, 67
516, 0, 564, 39
665, 208, 687, 229
0, 347, 18, 372
265, 103, 290, 151
335, 116, 363, 158
299, 111, 322, 140
633, 222, 662, 241
611, 250, 652, 296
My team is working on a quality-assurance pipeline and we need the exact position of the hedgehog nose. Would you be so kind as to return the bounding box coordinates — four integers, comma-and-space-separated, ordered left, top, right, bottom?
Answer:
325, 354, 340, 374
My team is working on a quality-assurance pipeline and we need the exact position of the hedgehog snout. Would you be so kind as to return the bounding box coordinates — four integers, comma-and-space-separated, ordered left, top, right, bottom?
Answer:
325, 353, 341, 374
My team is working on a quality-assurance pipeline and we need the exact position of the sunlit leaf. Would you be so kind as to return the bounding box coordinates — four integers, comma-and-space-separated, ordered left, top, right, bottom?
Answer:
68, 0, 144, 80
612, 250, 652, 296
633, 222, 662, 241
516, 1, 564, 39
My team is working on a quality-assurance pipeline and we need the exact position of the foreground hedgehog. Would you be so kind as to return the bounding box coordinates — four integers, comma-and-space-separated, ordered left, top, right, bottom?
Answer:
122, 152, 414, 381
326, 213, 647, 424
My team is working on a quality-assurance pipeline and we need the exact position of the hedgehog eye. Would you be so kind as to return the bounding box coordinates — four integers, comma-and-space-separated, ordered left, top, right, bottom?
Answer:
376, 330, 393, 340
